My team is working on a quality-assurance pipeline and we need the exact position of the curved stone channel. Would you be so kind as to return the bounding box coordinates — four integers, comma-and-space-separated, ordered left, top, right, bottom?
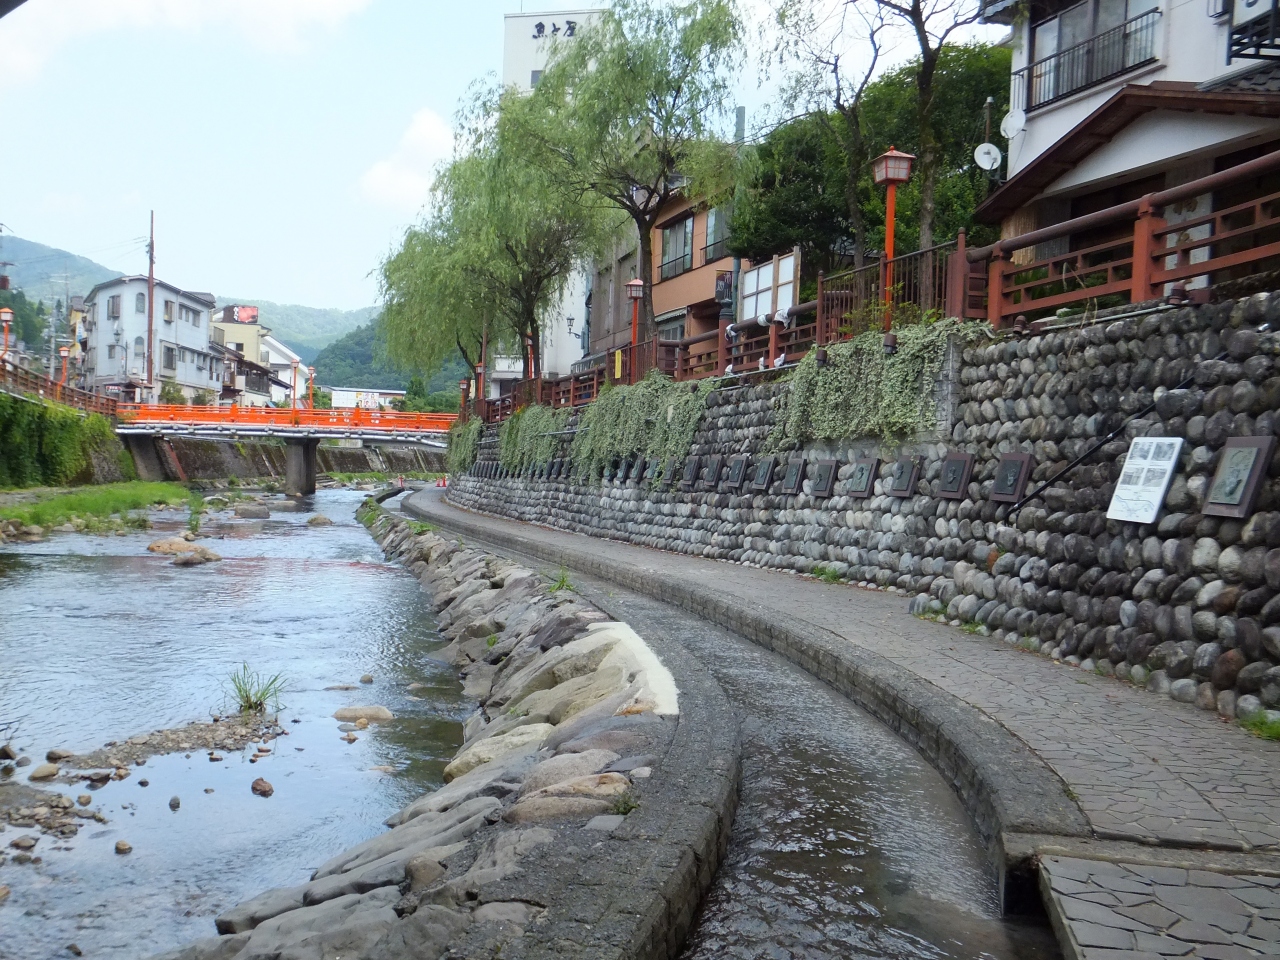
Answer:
398, 510, 1061, 960
0, 490, 472, 959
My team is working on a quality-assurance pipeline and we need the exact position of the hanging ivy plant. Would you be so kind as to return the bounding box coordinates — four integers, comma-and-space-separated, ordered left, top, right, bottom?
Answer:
0, 394, 120, 487
447, 418, 483, 474
770, 320, 986, 449
569, 372, 713, 480
498, 404, 570, 473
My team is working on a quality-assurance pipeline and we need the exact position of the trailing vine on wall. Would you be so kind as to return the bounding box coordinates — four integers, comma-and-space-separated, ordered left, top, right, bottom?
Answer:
770, 320, 986, 449
447, 418, 483, 475
498, 404, 571, 473
570, 372, 713, 480
0, 394, 120, 488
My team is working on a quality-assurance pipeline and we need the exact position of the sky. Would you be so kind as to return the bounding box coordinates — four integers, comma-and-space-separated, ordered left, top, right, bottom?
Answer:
0, 0, 1002, 312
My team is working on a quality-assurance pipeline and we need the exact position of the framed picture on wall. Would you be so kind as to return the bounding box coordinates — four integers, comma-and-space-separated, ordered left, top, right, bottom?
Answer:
725, 454, 750, 491
680, 456, 702, 491
644, 457, 661, 482
699, 455, 725, 491
751, 456, 776, 492
1204, 436, 1276, 519
812, 459, 838, 498
661, 457, 678, 490
887, 457, 920, 497
937, 451, 974, 500
847, 457, 878, 499
780, 459, 806, 495
990, 453, 1033, 503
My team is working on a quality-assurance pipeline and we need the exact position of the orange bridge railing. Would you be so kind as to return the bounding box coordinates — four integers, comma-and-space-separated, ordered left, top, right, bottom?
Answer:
116, 404, 457, 433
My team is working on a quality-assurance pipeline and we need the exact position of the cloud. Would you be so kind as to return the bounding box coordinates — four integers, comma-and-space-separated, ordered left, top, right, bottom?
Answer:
0, 0, 372, 83
359, 109, 455, 214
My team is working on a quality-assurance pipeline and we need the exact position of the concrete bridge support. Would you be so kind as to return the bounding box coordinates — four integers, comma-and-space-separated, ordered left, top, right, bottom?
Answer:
284, 438, 320, 496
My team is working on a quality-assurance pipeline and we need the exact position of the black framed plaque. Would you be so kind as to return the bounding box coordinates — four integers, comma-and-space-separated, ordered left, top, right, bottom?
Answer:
812, 459, 838, 498
780, 459, 806, 495
1204, 436, 1276, 518
725, 454, 750, 491
644, 457, 661, 482
680, 456, 702, 491
699, 455, 725, 491
847, 457, 878, 498
661, 457, 678, 490
750, 456, 776, 492
937, 451, 974, 500
990, 453, 1033, 503
887, 456, 920, 498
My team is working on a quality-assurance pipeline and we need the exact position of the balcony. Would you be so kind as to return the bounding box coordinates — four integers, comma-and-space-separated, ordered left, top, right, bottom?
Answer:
702, 237, 730, 264
1012, 10, 1161, 112
660, 250, 693, 281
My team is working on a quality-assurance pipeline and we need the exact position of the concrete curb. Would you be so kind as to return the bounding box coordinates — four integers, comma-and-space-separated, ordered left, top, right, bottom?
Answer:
370, 497, 743, 960
405, 490, 1090, 913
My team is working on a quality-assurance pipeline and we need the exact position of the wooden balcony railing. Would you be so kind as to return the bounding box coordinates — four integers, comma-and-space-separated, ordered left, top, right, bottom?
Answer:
0, 359, 119, 417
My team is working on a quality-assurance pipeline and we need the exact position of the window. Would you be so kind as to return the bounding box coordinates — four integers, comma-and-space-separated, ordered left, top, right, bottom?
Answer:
107, 295, 121, 318
163, 300, 175, 323
135, 292, 146, 313
530, 70, 543, 87
107, 344, 117, 360
1022, 0, 1160, 109
162, 345, 176, 370
179, 304, 201, 326
133, 336, 145, 358
660, 217, 694, 280
704, 207, 730, 263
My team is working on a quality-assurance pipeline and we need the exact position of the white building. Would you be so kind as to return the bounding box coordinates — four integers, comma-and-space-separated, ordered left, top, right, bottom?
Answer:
487, 8, 603, 399
328, 387, 405, 410
262, 334, 308, 405
979, 0, 1280, 247
83, 276, 221, 402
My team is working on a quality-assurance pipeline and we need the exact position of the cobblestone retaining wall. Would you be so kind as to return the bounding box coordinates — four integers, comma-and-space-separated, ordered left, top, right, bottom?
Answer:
449, 293, 1280, 722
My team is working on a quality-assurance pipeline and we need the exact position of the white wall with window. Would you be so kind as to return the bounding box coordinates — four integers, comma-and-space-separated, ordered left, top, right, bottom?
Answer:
1004, 0, 1244, 177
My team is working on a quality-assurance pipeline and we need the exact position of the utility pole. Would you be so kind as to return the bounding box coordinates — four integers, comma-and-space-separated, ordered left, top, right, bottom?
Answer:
983, 97, 994, 199
147, 211, 156, 402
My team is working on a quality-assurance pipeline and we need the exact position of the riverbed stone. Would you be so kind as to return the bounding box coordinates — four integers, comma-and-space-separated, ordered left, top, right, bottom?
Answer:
443, 724, 554, 782
503, 796, 614, 823
27, 763, 58, 781
519, 749, 620, 795
333, 706, 394, 723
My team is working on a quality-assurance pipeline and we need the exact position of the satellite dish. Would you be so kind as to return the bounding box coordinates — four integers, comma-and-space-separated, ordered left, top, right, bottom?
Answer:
974, 142, 1003, 172
1000, 109, 1026, 139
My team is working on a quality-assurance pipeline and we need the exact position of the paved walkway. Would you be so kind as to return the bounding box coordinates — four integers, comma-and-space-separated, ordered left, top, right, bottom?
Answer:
404, 489, 1280, 959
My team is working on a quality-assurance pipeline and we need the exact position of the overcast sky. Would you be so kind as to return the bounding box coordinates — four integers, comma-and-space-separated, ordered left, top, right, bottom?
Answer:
0, 0, 1000, 311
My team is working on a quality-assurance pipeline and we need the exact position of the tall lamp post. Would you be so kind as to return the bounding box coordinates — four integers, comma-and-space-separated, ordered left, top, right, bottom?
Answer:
290, 359, 299, 410
308, 366, 316, 409
0, 307, 12, 365
626, 277, 645, 348
871, 146, 915, 351
58, 346, 70, 398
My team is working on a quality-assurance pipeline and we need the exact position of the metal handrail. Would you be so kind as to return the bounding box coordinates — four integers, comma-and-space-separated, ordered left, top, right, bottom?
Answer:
659, 251, 693, 280
1013, 9, 1161, 111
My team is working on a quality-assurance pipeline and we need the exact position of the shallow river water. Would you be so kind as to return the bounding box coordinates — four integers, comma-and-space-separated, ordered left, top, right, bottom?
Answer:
0, 490, 470, 959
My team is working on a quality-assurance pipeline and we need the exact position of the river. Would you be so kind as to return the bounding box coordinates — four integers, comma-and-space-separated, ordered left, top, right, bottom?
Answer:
0, 490, 471, 959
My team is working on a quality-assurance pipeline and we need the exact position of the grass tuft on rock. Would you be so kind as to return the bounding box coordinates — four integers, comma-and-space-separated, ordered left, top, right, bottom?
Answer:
226, 664, 287, 714
549, 568, 574, 593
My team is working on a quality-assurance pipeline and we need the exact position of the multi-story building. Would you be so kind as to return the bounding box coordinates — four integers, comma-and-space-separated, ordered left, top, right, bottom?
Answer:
589, 193, 739, 357
212, 305, 309, 404
487, 8, 604, 399
82, 276, 221, 402
978, 0, 1280, 272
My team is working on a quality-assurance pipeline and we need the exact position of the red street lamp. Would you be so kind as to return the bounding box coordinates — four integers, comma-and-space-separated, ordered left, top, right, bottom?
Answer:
626, 277, 645, 347
871, 146, 915, 345
0, 307, 12, 364
58, 346, 70, 396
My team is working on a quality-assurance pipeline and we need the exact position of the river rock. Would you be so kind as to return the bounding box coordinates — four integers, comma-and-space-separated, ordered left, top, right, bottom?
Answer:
521, 772, 630, 801
503, 796, 613, 823
519, 749, 619, 795
169, 795, 181, 811
1170, 678, 1198, 703
115, 840, 132, 855
147, 933, 250, 960
28, 763, 58, 781
148, 537, 199, 555
359, 905, 472, 960
333, 706, 393, 722
251, 778, 274, 798
234, 504, 270, 519
443, 724, 554, 782
46, 749, 73, 762
307, 515, 334, 526
359, 674, 374, 684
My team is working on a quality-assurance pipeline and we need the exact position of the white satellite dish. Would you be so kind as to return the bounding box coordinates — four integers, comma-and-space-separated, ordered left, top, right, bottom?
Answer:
974, 142, 1003, 172
1000, 109, 1026, 139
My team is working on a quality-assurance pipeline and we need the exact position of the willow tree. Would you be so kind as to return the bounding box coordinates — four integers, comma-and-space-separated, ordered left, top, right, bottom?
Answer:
380, 90, 599, 381
516, 0, 742, 334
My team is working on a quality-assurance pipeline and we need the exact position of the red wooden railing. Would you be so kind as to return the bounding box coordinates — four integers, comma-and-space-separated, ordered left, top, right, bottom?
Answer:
117, 404, 456, 432
0, 359, 119, 417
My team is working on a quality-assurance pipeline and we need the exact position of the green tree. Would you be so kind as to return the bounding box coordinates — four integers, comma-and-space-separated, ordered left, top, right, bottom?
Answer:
158, 380, 185, 405
0, 289, 48, 352
518, 0, 742, 333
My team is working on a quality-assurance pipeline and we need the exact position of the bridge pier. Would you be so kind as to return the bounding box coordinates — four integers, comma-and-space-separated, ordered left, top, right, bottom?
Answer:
284, 438, 320, 496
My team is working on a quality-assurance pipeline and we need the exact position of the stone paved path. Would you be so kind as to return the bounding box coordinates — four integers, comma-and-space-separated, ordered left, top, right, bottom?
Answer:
405, 489, 1280, 958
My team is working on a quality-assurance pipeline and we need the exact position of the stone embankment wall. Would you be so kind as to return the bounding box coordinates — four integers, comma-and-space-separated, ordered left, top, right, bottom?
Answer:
124, 435, 443, 484
448, 292, 1280, 721
150, 499, 737, 960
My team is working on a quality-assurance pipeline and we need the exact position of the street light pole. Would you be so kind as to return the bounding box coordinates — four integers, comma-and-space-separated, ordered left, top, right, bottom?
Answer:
58, 346, 69, 399
625, 277, 645, 348
871, 147, 916, 351
308, 366, 315, 409
0, 307, 12, 366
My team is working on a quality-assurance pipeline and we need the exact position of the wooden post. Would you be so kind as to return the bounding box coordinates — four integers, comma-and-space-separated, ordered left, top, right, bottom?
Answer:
987, 251, 1008, 328
717, 317, 732, 375
945, 229, 967, 319
1131, 198, 1163, 305
816, 271, 826, 343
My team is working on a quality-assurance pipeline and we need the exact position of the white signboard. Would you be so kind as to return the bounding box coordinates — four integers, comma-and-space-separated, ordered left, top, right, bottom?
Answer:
1106, 437, 1184, 523
1234, 0, 1272, 28
739, 250, 798, 324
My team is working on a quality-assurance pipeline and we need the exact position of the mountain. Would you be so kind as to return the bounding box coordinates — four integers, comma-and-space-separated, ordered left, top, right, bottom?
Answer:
0, 235, 376, 360
312, 322, 469, 392
0, 235, 122, 306
214, 298, 379, 362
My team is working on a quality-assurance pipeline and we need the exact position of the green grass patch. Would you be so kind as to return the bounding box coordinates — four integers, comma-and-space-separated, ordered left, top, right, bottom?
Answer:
549, 567, 574, 593
186, 490, 204, 534
225, 663, 287, 713
0, 481, 189, 528
1242, 712, 1280, 740
813, 565, 842, 584
610, 792, 640, 815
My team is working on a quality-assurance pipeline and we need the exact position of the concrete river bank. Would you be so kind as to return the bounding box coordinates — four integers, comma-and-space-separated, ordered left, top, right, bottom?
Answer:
0, 490, 471, 959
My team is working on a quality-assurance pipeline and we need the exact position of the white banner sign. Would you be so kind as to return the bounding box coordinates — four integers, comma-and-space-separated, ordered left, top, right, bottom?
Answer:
1106, 436, 1184, 523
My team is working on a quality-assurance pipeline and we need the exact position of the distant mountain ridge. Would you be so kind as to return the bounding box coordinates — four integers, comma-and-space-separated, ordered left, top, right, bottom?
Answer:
1, 235, 376, 359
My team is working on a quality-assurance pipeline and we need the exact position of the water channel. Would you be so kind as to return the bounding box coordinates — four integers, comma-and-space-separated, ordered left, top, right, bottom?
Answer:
0, 490, 471, 959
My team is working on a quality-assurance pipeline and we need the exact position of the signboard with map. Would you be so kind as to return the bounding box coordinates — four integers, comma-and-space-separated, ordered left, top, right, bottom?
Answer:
1106, 437, 1184, 523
